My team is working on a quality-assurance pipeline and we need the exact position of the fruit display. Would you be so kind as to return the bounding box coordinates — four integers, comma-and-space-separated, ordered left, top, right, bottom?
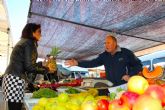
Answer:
32, 88, 102, 110
30, 75, 165, 110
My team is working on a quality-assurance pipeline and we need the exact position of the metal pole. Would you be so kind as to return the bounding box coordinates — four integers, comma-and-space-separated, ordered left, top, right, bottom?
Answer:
6, 28, 10, 66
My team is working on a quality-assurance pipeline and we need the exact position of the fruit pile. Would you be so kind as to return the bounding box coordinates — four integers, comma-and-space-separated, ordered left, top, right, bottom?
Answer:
109, 75, 165, 110
32, 75, 165, 110
32, 88, 100, 110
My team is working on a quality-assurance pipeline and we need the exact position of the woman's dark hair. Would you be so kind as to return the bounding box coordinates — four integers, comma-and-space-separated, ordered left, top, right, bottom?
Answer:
21, 23, 41, 39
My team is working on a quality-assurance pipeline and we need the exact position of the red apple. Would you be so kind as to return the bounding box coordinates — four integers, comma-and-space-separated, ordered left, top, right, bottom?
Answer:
120, 91, 139, 109
132, 94, 162, 110
108, 99, 130, 110
97, 99, 109, 110
144, 84, 165, 106
161, 84, 165, 90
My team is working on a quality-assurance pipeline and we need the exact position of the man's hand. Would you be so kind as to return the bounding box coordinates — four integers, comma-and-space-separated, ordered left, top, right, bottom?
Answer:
64, 59, 78, 67
122, 74, 130, 81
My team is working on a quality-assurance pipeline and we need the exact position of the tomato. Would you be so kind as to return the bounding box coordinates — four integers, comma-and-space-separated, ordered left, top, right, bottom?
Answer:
97, 99, 109, 110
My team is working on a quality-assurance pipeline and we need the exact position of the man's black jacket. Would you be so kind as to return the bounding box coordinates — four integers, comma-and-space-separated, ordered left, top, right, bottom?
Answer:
78, 48, 143, 86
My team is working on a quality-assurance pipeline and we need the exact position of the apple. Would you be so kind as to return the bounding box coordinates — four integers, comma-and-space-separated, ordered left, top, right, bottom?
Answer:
66, 102, 80, 110
161, 84, 165, 90
97, 99, 109, 110
48, 97, 58, 103
120, 91, 139, 109
83, 95, 95, 102
51, 102, 68, 110
81, 100, 98, 110
38, 98, 48, 107
45, 103, 57, 110
127, 75, 149, 94
76, 95, 85, 104
108, 99, 130, 110
144, 84, 165, 106
132, 94, 162, 110
32, 104, 44, 110
57, 92, 69, 102
55, 105, 67, 110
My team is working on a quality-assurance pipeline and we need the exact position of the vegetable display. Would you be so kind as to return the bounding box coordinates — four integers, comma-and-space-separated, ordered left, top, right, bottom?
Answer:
32, 88, 58, 98
65, 87, 81, 94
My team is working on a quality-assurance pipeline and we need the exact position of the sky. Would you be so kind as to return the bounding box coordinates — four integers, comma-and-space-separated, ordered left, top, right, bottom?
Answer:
0, 0, 30, 74
5, 0, 30, 44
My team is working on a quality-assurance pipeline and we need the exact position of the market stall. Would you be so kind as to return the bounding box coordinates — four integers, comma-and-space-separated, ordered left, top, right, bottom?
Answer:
7, 1, 165, 110
24, 76, 165, 110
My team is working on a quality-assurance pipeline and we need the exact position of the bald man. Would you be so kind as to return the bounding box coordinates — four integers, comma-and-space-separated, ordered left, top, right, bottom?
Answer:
65, 35, 142, 86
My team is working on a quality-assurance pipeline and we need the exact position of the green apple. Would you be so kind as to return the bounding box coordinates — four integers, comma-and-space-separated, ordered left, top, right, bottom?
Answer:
55, 104, 67, 110
48, 97, 58, 103
66, 102, 80, 110
32, 104, 44, 110
45, 104, 57, 110
83, 95, 95, 102
57, 92, 69, 102
70, 97, 81, 105
45, 103, 57, 110
56, 106, 67, 110
38, 98, 48, 107
81, 100, 98, 110
76, 95, 85, 104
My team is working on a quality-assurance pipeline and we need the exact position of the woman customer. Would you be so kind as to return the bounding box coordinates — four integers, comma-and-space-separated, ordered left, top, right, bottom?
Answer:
2, 23, 48, 110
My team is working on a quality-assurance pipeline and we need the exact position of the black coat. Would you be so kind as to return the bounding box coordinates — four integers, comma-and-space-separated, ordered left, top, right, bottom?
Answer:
5, 38, 46, 78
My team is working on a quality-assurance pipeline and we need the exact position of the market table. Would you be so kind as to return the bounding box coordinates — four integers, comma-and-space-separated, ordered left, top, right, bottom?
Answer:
24, 93, 39, 110
23, 84, 127, 110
